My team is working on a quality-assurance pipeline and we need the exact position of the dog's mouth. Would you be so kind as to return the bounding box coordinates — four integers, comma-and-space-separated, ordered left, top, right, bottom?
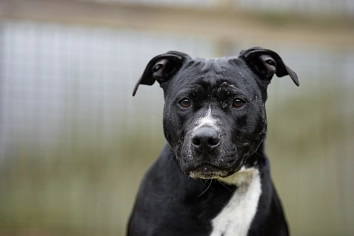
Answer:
188, 164, 232, 179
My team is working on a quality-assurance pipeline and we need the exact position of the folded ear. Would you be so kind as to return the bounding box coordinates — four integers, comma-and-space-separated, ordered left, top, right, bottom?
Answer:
240, 47, 299, 86
132, 51, 189, 96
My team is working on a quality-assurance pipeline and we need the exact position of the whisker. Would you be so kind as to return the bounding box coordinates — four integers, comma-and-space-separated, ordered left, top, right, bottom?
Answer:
148, 109, 162, 118
254, 151, 266, 159
199, 179, 213, 197
167, 153, 176, 165
217, 179, 234, 194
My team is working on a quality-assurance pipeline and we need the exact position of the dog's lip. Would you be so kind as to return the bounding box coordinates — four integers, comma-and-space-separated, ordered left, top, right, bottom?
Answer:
193, 163, 222, 172
188, 164, 230, 179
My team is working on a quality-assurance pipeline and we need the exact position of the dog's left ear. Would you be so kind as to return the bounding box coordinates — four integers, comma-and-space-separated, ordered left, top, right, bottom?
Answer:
132, 51, 189, 96
240, 47, 299, 86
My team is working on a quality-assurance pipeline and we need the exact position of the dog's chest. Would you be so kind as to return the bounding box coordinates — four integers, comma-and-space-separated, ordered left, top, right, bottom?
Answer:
211, 168, 261, 236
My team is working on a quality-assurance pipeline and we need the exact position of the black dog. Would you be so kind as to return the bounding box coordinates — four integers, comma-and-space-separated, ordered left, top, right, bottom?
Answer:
128, 47, 299, 236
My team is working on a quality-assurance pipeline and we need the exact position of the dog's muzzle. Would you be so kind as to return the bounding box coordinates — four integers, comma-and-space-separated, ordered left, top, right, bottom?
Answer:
187, 126, 231, 179
191, 126, 221, 153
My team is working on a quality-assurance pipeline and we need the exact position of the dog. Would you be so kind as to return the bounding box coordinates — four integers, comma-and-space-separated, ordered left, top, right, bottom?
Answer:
128, 47, 299, 236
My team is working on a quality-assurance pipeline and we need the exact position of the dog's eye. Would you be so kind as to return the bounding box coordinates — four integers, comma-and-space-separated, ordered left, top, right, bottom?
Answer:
265, 59, 276, 66
179, 98, 191, 108
232, 98, 245, 108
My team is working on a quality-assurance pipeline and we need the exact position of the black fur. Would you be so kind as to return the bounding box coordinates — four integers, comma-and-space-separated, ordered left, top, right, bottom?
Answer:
128, 47, 298, 236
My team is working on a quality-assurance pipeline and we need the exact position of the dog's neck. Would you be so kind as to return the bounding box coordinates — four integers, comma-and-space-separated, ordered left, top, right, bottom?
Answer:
216, 166, 259, 186
244, 141, 266, 169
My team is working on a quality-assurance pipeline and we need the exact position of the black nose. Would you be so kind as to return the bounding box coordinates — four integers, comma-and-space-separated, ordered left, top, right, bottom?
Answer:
192, 127, 221, 152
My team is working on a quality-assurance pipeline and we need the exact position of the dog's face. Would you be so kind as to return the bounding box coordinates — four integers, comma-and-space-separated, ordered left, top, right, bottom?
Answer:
133, 47, 298, 179
161, 58, 268, 178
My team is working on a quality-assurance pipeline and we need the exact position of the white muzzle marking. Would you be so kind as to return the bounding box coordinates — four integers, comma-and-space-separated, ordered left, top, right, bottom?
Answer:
193, 107, 219, 132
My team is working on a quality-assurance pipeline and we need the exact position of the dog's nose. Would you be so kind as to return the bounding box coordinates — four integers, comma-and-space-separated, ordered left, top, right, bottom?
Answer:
192, 127, 221, 152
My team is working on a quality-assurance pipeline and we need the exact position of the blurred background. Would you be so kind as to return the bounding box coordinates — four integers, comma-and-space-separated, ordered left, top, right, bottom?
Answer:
0, 0, 354, 235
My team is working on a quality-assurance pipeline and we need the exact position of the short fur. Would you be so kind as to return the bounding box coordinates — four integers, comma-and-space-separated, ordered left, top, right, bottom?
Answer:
128, 47, 298, 236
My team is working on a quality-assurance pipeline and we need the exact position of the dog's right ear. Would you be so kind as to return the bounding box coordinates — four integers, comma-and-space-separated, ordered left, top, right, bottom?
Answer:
132, 51, 188, 96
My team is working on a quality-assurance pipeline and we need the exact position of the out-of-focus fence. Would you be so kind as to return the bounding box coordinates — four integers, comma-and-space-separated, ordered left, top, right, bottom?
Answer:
0, 1, 354, 235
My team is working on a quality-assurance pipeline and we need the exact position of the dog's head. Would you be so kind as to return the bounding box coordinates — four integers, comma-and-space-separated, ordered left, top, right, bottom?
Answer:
133, 47, 298, 179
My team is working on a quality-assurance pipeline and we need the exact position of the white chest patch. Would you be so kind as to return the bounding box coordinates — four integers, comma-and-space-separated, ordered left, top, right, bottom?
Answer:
210, 167, 262, 236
